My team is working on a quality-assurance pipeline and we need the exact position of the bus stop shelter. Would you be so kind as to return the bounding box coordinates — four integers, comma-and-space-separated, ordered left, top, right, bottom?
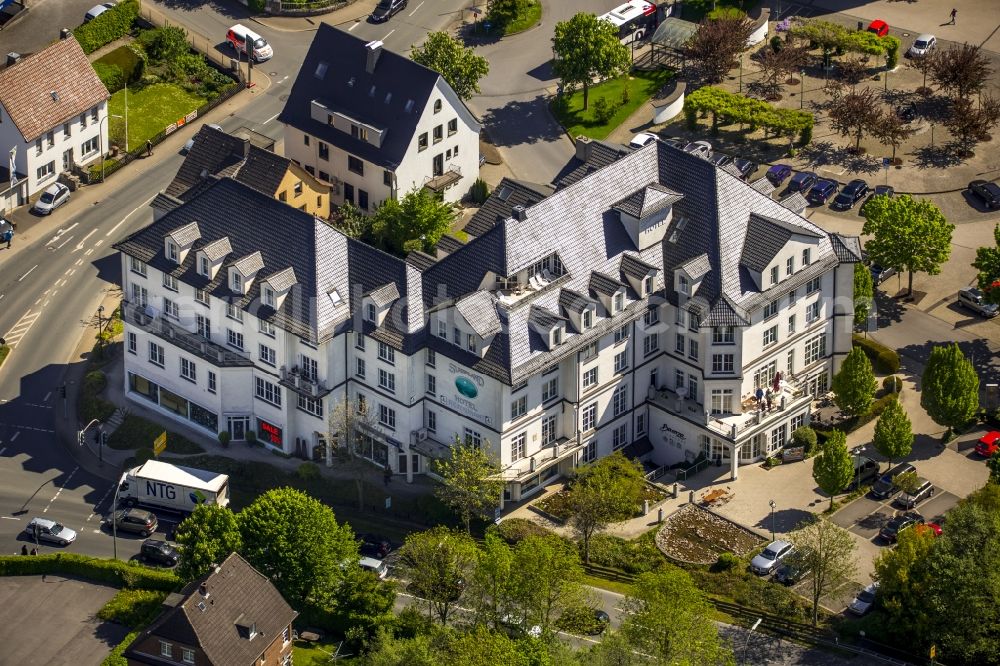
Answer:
647, 17, 698, 68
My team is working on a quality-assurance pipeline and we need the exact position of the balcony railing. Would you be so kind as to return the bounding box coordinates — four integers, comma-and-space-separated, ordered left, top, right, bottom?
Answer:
123, 301, 254, 368
279, 365, 332, 398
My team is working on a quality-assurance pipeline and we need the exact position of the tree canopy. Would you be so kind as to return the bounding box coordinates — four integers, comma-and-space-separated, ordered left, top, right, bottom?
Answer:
920, 342, 979, 433
862, 194, 954, 296
551, 13, 631, 109
929, 43, 994, 100
831, 346, 877, 416
685, 14, 754, 84
827, 87, 883, 152
872, 397, 913, 467
567, 452, 645, 563
434, 437, 505, 533
399, 527, 478, 624
410, 32, 489, 101
973, 224, 1000, 304
853, 262, 874, 327
174, 503, 242, 581
372, 188, 457, 256
791, 517, 857, 626
812, 429, 854, 509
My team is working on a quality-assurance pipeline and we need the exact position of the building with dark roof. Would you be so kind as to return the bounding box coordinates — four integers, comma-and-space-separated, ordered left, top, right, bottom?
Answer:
278, 24, 481, 209
115, 139, 858, 503
124, 552, 297, 666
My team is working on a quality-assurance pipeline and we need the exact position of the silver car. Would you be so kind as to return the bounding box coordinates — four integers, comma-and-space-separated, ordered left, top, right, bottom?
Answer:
907, 34, 936, 58
25, 518, 77, 546
750, 540, 794, 575
849, 582, 878, 615
32, 183, 70, 215
958, 287, 998, 318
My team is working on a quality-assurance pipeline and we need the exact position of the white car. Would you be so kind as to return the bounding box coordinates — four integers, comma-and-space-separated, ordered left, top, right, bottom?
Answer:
25, 517, 77, 546
183, 124, 224, 153
749, 540, 794, 575
848, 582, 878, 615
683, 140, 713, 159
907, 34, 936, 58
629, 132, 658, 150
84, 2, 115, 22
32, 183, 70, 215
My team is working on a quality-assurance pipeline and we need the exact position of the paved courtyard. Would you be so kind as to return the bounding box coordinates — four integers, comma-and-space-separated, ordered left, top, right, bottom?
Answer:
0, 575, 129, 666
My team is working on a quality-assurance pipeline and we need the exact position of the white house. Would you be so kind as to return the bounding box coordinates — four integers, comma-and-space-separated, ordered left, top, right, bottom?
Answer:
278, 24, 481, 209
0, 34, 110, 204
114, 141, 858, 507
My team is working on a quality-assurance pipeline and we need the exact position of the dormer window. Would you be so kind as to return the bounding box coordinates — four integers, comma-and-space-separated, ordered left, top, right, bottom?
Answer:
582, 309, 594, 330
199, 256, 210, 277
166, 240, 178, 263
613, 292, 625, 313
366, 303, 377, 322
231, 272, 243, 294
642, 275, 654, 296
679, 275, 690, 295
466, 334, 478, 353
551, 326, 563, 347
262, 285, 275, 308
802, 248, 811, 266
769, 266, 779, 286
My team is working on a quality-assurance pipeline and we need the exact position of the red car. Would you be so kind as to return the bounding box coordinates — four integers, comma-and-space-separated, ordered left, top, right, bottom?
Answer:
868, 20, 889, 37
976, 431, 1000, 457
916, 522, 942, 537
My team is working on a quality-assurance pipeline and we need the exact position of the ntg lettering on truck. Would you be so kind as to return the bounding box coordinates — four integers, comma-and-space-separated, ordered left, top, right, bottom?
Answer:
146, 481, 177, 499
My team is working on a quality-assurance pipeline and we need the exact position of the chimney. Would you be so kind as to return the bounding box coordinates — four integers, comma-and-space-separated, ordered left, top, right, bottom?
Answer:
364, 40, 383, 74
242, 138, 251, 159
198, 583, 209, 598
511, 205, 527, 222
5, 53, 20, 67
60, 28, 71, 40
574, 135, 592, 161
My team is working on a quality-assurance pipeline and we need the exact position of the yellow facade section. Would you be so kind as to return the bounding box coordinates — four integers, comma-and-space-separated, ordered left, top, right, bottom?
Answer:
276, 162, 331, 218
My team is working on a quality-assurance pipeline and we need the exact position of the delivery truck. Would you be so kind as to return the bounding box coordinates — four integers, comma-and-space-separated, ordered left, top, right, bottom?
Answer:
118, 460, 230, 513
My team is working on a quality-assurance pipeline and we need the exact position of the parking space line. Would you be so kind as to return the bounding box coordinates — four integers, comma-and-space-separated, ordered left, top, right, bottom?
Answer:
10, 432, 19, 442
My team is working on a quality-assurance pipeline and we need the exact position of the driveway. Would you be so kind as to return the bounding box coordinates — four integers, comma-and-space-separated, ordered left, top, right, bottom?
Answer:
0, 575, 129, 665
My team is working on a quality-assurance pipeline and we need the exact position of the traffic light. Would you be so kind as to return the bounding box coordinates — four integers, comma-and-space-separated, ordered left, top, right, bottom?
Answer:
100, 431, 108, 446
59, 385, 67, 398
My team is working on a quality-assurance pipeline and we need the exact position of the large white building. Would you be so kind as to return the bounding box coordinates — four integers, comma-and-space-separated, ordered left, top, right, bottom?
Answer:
0, 34, 109, 208
114, 141, 858, 504
278, 24, 482, 209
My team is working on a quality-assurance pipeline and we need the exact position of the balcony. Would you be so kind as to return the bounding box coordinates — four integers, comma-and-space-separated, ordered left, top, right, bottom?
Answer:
279, 365, 332, 398
123, 301, 254, 368
497, 435, 584, 482
647, 376, 812, 441
423, 164, 462, 193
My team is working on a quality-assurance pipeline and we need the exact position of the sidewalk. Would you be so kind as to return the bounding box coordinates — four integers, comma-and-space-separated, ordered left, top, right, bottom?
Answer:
253, 0, 379, 32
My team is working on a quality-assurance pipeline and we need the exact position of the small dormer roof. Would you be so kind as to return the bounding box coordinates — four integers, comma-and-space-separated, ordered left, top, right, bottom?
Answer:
620, 253, 657, 281
167, 221, 201, 246
456, 290, 502, 338
830, 234, 863, 263
558, 287, 596, 314
264, 266, 297, 292
679, 253, 711, 281
612, 182, 683, 218
778, 192, 809, 215
367, 282, 400, 308
436, 235, 464, 255
740, 213, 822, 273
705, 295, 750, 327
528, 304, 565, 331
589, 271, 626, 297
232, 251, 265, 276
201, 237, 232, 262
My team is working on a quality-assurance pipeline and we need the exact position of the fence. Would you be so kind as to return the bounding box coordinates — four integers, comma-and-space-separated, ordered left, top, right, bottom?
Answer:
137, 4, 243, 73
265, 0, 350, 14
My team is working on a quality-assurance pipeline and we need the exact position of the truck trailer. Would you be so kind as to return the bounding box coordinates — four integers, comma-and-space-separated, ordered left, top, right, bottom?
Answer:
118, 460, 230, 513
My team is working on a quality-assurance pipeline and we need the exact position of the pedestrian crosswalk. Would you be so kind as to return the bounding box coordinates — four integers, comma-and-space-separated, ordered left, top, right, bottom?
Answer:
2, 310, 39, 349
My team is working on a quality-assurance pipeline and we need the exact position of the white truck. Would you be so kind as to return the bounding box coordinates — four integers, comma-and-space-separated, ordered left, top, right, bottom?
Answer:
118, 460, 230, 513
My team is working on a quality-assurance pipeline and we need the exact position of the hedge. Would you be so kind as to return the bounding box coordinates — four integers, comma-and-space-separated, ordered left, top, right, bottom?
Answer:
684, 86, 814, 145
73, 0, 140, 55
107, 414, 205, 454
852, 334, 901, 374
95, 44, 145, 85
102, 629, 138, 666
491, 518, 559, 545
94, 62, 125, 94
98, 588, 168, 628
0, 553, 181, 591
80, 370, 116, 423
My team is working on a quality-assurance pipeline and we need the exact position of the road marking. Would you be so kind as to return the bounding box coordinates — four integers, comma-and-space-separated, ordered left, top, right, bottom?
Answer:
409, 1, 424, 15
74, 258, 83, 266
43, 299, 49, 307
0, 516, 20, 521
17, 264, 38, 282
55, 234, 75, 250
263, 112, 280, 124
94, 239, 103, 248
3, 311, 40, 348
84, 249, 93, 256
0, 448, 5, 456
43, 392, 51, 402
384, 28, 396, 39
23, 403, 52, 409
46, 222, 79, 246
55, 279, 65, 287
43, 466, 78, 513
0, 294, 4, 301
348, 21, 359, 31
89, 483, 117, 522
9, 426, 52, 433
34, 298, 41, 305
10, 432, 19, 442
105, 194, 155, 238
72, 228, 98, 251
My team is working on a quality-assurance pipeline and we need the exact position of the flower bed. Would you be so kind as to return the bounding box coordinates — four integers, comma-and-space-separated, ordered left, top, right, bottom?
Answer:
656, 504, 764, 565
533, 482, 669, 522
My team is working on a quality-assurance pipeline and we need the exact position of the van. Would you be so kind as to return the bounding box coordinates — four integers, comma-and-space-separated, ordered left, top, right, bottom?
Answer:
958, 287, 998, 318
359, 556, 389, 579
845, 455, 880, 491
226, 24, 273, 63
897, 478, 935, 509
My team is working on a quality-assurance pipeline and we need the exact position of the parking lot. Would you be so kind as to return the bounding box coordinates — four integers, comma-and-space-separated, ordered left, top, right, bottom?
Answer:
831, 486, 960, 544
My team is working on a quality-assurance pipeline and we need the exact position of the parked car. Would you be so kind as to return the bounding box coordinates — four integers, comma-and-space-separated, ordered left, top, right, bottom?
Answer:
831, 179, 869, 210
590, 609, 611, 635
629, 132, 658, 149
360, 556, 389, 579
24, 518, 77, 546
879, 512, 924, 543
32, 182, 70, 215
359, 533, 392, 559
848, 583, 878, 615
750, 540, 794, 575
846, 455, 880, 491
84, 4, 110, 21
975, 431, 1000, 457
183, 124, 224, 153
369, 0, 407, 22
107, 508, 158, 537
709, 153, 733, 168
774, 554, 808, 585
968, 180, 1000, 209
870, 264, 897, 285
895, 102, 917, 123
807, 179, 839, 206
867, 20, 889, 37
732, 158, 758, 180
788, 171, 818, 193
907, 34, 936, 58
766, 164, 793, 186
896, 478, 935, 509
683, 140, 712, 158
662, 137, 688, 149
871, 462, 917, 500
915, 521, 942, 537
140, 539, 180, 566
861, 184, 895, 215
957, 287, 999, 318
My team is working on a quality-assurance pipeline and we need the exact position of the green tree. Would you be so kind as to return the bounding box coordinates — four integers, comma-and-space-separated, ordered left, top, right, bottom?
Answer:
551, 13, 631, 110
621, 569, 735, 665
577, 630, 639, 666
831, 347, 878, 416
468, 532, 515, 629
331, 565, 397, 641
173, 503, 242, 581
788, 19, 849, 68
989, 451, 1000, 483
410, 32, 490, 101
872, 525, 937, 643
862, 194, 954, 296
138, 26, 189, 63
812, 430, 854, 510
328, 395, 381, 511
237, 487, 358, 610
372, 187, 457, 255
872, 398, 913, 468
334, 202, 374, 242
486, 0, 534, 29
399, 527, 478, 624
684, 14, 755, 84
891, 469, 921, 495
921, 342, 980, 435
790, 517, 857, 626
973, 224, 1000, 304
566, 452, 645, 564
510, 534, 586, 634
791, 425, 818, 455
434, 438, 505, 534
853, 261, 874, 327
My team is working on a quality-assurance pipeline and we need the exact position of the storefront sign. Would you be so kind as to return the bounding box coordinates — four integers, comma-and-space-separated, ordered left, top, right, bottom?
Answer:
782, 446, 805, 462
660, 424, 686, 440
443, 363, 492, 425
258, 419, 283, 446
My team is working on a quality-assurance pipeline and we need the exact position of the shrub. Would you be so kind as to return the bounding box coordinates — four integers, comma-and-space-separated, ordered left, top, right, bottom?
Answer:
707, 6, 746, 19
556, 605, 607, 635
245, 430, 258, 446
135, 447, 154, 464
770, 35, 784, 52
470, 178, 490, 204
586, 533, 664, 574
297, 462, 320, 481
798, 122, 813, 145
217, 431, 231, 448
98, 589, 168, 628
95, 44, 145, 87
79, 371, 116, 423
487, 0, 533, 28
713, 552, 743, 572
94, 62, 125, 93
108, 415, 205, 454
592, 96, 620, 124
492, 517, 556, 544
883, 35, 901, 69
853, 334, 901, 373
684, 105, 698, 130
136, 26, 190, 64
102, 629, 138, 666
883, 375, 902, 394
0, 554, 180, 591
790, 426, 818, 454
73, 0, 140, 55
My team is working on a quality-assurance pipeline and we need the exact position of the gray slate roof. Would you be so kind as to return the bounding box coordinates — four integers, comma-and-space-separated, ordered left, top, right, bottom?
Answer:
168, 221, 201, 246
679, 253, 711, 281
778, 191, 809, 214
558, 287, 595, 314
233, 251, 265, 276
456, 290, 502, 337
554, 140, 631, 189
749, 176, 776, 196
166, 126, 248, 198
406, 250, 437, 271
831, 233, 863, 263
202, 237, 232, 262
612, 182, 684, 219
266, 266, 298, 292
620, 253, 657, 280
589, 272, 625, 296
465, 178, 554, 238
436, 235, 464, 255
740, 213, 821, 273
368, 282, 400, 308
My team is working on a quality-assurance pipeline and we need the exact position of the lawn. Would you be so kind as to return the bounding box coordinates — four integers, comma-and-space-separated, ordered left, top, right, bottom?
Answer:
107, 414, 206, 454
497, 0, 541, 36
681, 0, 759, 22
293, 638, 351, 665
108, 83, 207, 151
553, 69, 673, 141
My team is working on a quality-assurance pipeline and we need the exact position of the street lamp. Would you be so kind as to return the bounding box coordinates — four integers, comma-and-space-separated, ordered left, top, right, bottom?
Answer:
112, 477, 122, 560
800, 70, 805, 109
768, 500, 776, 541
854, 446, 866, 491
97, 305, 105, 355
743, 618, 762, 664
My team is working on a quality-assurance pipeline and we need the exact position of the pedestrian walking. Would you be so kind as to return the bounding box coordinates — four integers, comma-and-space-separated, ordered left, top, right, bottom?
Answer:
20, 545, 28, 556
949, 8, 957, 24
146, 139, 153, 157
3, 228, 12, 249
